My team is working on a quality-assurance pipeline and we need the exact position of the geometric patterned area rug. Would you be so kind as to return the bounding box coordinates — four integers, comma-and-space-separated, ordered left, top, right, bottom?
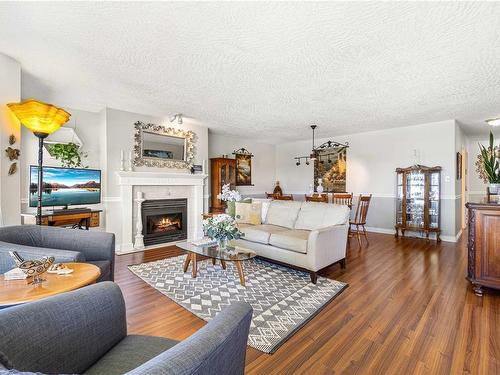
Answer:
128, 255, 347, 353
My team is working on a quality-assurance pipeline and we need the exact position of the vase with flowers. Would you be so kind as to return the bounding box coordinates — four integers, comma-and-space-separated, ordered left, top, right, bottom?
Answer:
217, 183, 242, 217
203, 214, 242, 250
478, 131, 500, 195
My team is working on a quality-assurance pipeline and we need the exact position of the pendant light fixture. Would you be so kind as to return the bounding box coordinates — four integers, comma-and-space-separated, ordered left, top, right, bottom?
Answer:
294, 125, 348, 166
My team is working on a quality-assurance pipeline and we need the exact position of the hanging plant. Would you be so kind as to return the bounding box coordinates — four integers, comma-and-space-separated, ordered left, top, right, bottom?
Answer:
46, 142, 88, 168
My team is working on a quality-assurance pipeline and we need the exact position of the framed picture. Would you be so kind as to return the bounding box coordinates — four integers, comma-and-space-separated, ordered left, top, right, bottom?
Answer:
233, 148, 253, 186
456, 152, 462, 180
314, 147, 347, 192
235, 154, 252, 186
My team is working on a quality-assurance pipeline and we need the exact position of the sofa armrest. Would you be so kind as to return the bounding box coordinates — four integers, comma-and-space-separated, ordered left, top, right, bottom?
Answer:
0, 282, 127, 374
125, 302, 253, 375
0, 241, 84, 274
307, 223, 349, 271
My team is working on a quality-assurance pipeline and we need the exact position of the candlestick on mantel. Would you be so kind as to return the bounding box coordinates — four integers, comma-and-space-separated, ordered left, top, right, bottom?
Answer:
120, 150, 125, 171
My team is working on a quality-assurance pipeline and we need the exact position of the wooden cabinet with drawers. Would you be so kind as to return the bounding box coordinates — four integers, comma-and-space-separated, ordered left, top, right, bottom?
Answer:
466, 202, 500, 296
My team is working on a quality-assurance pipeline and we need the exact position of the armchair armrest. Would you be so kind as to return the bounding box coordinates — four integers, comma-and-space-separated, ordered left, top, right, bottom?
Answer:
307, 223, 349, 271
126, 302, 253, 375
0, 282, 127, 374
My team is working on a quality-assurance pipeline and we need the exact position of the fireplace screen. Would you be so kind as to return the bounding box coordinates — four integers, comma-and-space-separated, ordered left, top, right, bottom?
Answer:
147, 213, 182, 234
141, 198, 187, 246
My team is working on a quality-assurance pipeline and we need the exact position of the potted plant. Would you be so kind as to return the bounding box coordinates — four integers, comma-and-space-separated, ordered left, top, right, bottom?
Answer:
46, 142, 87, 168
202, 214, 242, 250
217, 183, 242, 217
479, 131, 500, 194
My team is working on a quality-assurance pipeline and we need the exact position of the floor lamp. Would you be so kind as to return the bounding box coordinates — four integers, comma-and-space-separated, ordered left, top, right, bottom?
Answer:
7, 99, 70, 225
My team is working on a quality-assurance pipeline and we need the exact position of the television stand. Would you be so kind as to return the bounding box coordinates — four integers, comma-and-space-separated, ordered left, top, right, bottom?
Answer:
21, 209, 102, 230
51, 207, 92, 214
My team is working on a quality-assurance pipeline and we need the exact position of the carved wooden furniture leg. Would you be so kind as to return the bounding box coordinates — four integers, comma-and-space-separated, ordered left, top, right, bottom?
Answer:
340, 258, 346, 269
183, 253, 191, 273
235, 261, 245, 286
191, 253, 197, 278
220, 260, 227, 270
473, 284, 483, 297
212, 258, 216, 266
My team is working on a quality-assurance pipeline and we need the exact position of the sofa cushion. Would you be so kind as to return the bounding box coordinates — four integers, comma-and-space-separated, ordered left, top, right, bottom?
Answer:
83, 335, 178, 375
239, 224, 289, 244
294, 202, 350, 231
235, 202, 262, 225
265, 200, 302, 229
269, 229, 310, 254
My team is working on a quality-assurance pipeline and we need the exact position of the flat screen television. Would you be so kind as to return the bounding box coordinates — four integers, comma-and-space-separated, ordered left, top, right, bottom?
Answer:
29, 166, 101, 208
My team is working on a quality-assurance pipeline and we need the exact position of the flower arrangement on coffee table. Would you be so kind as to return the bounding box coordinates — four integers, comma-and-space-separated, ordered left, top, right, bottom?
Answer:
217, 183, 242, 217
203, 214, 242, 250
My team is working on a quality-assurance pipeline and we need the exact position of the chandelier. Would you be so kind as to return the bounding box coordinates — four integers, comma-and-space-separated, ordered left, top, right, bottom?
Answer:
294, 125, 349, 166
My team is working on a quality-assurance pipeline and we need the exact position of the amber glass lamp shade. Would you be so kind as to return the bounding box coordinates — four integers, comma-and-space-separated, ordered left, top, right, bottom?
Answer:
7, 99, 71, 135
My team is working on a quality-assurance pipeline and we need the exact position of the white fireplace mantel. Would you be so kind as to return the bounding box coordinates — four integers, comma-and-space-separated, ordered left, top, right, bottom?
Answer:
115, 171, 208, 253
116, 171, 208, 186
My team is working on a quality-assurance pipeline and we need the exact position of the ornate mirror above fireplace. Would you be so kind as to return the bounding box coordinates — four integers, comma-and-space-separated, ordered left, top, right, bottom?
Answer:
133, 121, 195, 169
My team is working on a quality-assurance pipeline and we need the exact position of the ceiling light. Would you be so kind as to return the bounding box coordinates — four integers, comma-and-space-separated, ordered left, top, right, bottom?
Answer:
486, 118, 500, 127
294, 125, 349, 166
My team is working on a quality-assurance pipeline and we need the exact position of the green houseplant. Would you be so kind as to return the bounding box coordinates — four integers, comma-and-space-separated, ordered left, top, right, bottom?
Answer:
479, 131, 500, 194
46, 142, 87, 168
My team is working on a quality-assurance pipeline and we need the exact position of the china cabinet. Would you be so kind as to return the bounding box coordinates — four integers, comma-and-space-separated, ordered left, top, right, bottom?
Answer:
210, 158, 236, 212
395, 165, 442, 241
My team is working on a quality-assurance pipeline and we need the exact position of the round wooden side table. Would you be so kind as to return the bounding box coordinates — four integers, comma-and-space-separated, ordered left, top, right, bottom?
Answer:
0, 262, 101, 308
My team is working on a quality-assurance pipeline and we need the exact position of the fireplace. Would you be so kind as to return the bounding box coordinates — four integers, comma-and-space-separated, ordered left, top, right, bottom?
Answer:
141, 199, 187, 246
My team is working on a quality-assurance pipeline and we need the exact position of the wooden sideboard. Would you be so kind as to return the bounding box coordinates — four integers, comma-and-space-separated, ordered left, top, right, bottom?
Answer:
21, 209, 102, 230
466, 202, 500, 296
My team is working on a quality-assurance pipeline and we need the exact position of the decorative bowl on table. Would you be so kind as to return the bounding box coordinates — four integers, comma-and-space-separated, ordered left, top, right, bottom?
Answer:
9, 251, 55, 285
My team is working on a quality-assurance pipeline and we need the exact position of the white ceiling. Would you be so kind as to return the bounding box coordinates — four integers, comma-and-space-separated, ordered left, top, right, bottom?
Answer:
1, 2, 500, 142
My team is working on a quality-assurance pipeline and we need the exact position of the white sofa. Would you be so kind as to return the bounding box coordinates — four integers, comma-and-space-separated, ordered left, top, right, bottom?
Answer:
233, 200, 350, 283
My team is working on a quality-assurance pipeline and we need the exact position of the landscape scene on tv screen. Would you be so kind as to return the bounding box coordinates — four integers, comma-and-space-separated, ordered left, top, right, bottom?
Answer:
30, 167, 101, 207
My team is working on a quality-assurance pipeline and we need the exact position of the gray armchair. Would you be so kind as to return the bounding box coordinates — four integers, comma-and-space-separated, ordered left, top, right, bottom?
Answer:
0, 282, 253, 375
0, 225, 115, 282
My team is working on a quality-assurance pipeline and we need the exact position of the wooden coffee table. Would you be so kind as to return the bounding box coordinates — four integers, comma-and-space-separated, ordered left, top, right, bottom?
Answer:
0, 263, 101, 308
176, 242, 256, 286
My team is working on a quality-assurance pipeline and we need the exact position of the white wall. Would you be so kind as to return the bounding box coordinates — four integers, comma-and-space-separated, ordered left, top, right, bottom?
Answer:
0, 53, 21, 226
208, 133, 276, 198
275, 120, 461, 240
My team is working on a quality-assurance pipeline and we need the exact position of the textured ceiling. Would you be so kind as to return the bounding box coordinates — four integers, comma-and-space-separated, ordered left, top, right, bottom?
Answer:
1, 2, 500, 142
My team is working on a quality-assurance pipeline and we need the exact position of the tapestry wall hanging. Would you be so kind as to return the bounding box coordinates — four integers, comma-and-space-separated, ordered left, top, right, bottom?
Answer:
314, 147, 347, 192
233, 148, 253, 186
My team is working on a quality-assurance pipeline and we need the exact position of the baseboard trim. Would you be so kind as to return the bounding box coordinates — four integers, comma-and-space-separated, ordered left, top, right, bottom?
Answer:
365, 226, 460, 243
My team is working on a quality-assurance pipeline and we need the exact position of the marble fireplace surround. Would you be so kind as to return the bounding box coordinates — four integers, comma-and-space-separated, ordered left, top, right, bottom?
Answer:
116, 171, 208, 254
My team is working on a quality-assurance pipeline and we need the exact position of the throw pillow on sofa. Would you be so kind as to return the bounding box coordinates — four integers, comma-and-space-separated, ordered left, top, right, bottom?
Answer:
235, 202, 262, 225
265, 200, 302, 228
250, 198, 272, 222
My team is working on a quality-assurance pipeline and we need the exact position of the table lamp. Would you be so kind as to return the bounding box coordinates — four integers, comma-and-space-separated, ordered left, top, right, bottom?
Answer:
7, 99, 71, 224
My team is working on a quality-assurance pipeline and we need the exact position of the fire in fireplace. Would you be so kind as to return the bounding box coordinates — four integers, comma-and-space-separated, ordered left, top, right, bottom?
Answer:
148, 213, 182, 233
141, 199, 187, 246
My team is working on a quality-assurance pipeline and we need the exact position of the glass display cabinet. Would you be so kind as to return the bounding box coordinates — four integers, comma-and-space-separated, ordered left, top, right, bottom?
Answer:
395, 165, 442, 241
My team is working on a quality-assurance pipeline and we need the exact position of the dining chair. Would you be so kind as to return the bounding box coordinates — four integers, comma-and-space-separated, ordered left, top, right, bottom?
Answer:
265, 192, 276, 199
305, 193, 328, 203
332, 192, 353, 209
349, 194, 372, 248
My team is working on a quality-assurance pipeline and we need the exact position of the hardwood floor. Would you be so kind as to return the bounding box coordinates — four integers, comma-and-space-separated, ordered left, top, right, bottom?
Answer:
115, 233, 500, 374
